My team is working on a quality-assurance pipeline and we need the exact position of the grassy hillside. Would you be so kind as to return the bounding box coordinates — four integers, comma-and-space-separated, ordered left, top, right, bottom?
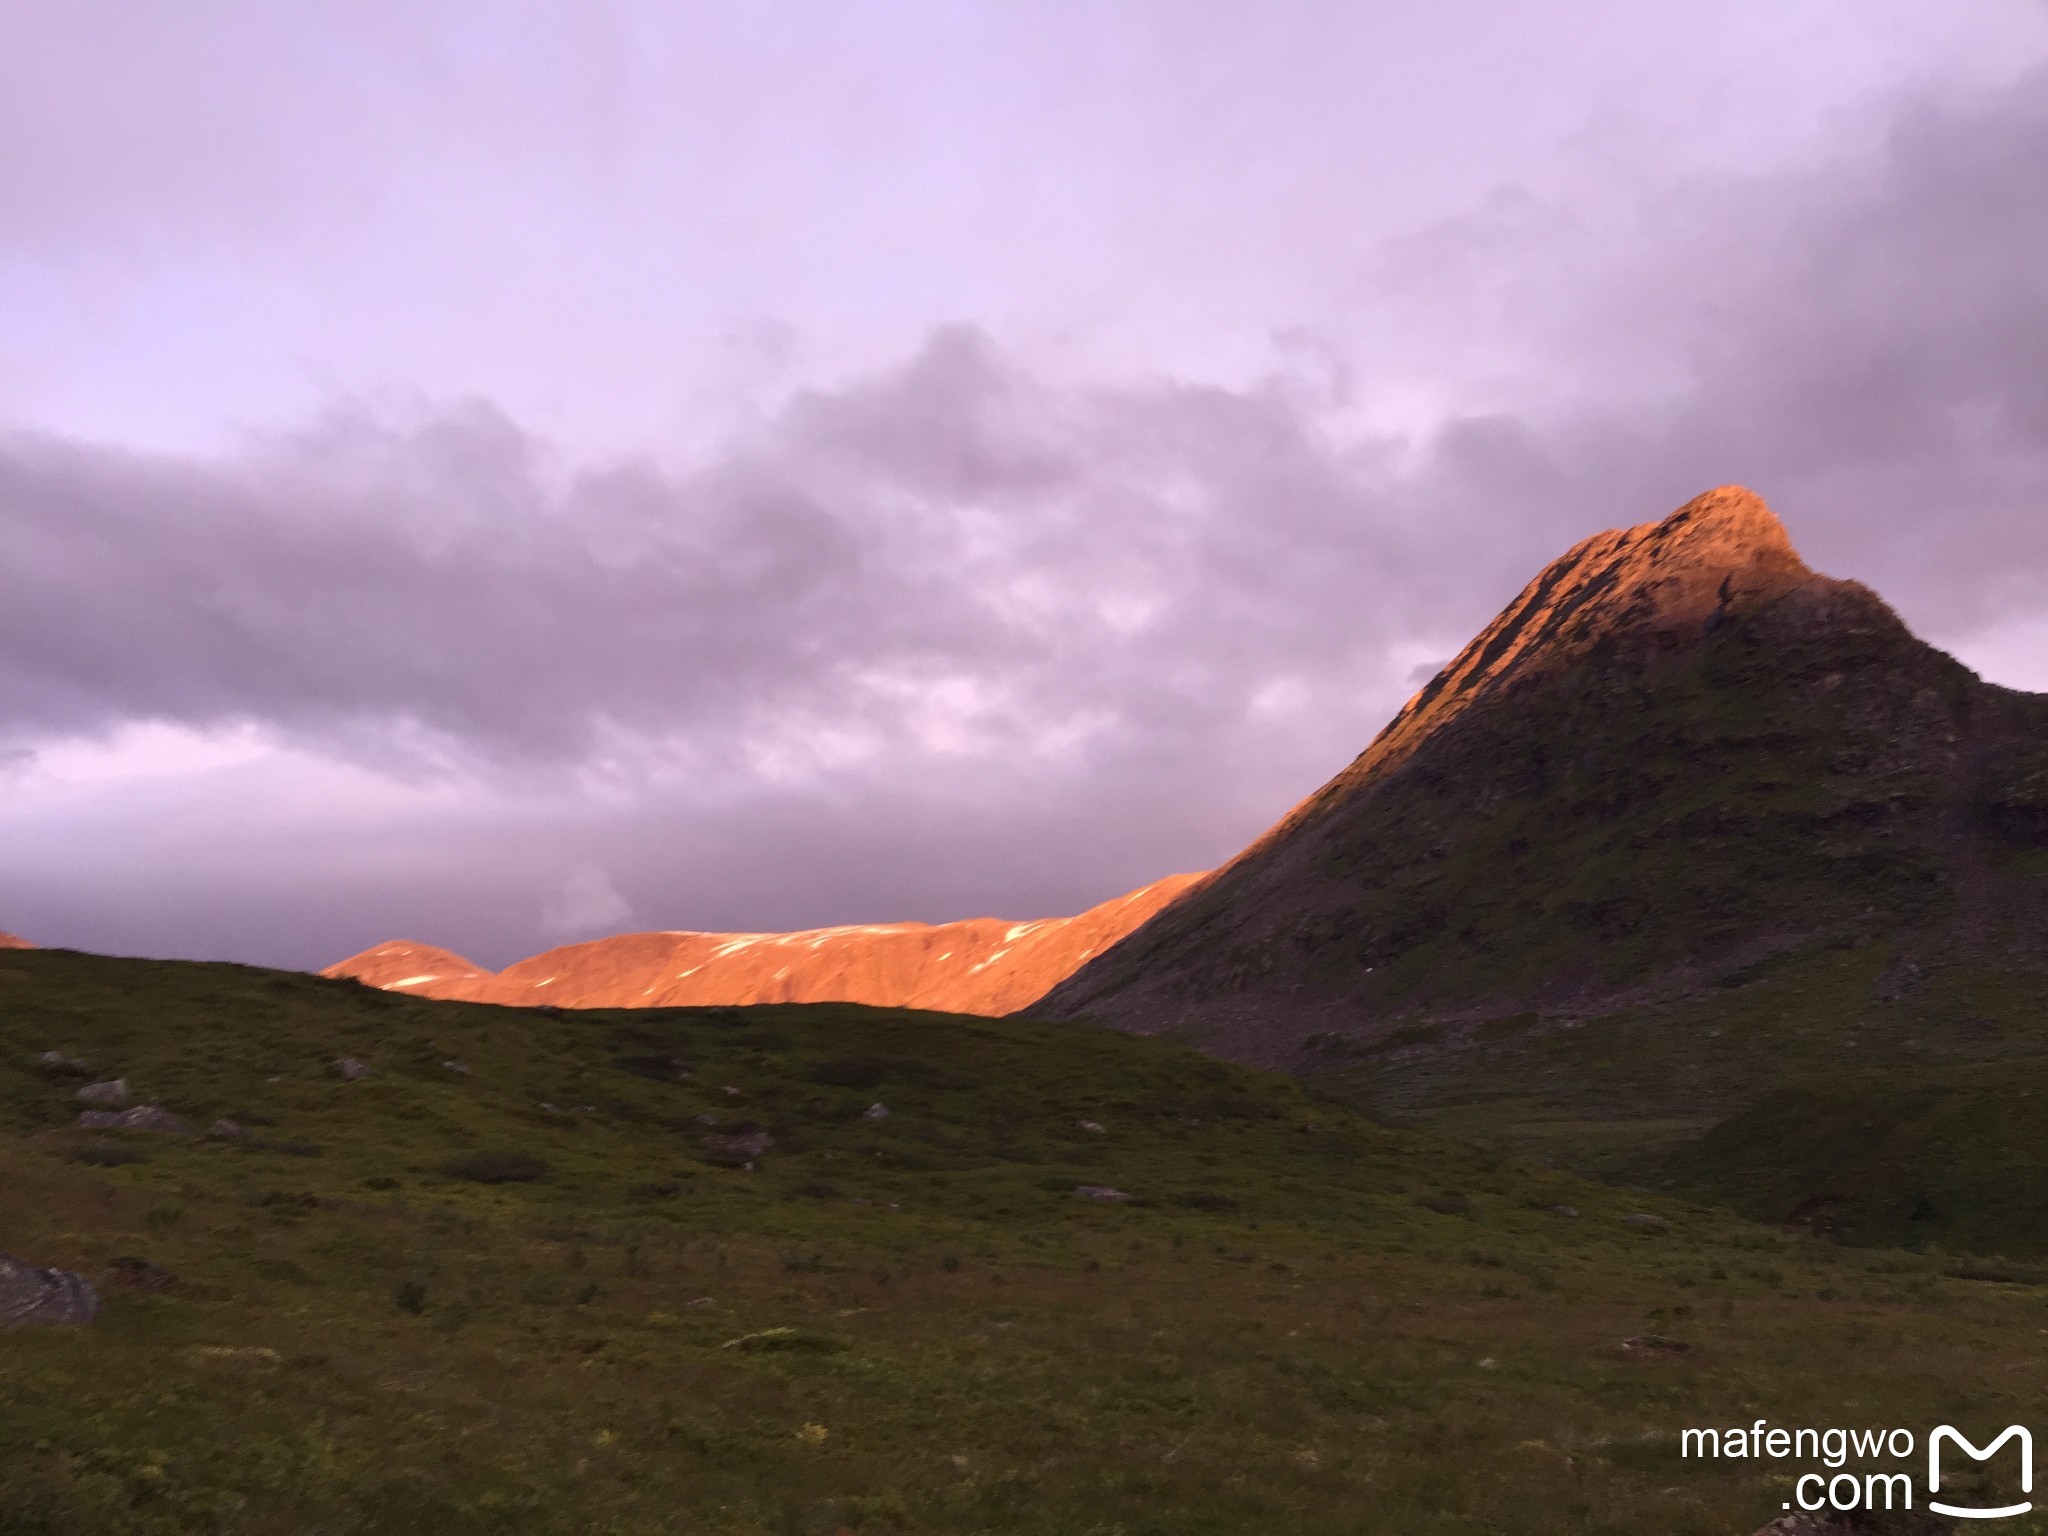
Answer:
1300, 936, 2048, 1260
1665, 1059, 2048, 1257
6, 947, 2048, 1533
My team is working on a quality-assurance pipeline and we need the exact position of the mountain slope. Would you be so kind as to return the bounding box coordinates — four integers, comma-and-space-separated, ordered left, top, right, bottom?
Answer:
1031, 486, 2048, 1068
0, 932, 31, 950
328, 872, 1203, 1015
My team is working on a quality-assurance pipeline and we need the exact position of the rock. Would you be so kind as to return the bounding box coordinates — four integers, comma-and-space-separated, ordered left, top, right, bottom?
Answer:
0, 1253, 100, 1328
1623, 1213, 1670, 1231
75, 1079, 131, 1107
1620, 1334, 1691, 1356
333, 1057, 371, 1081
1551, 1204, 1580, 1217
34, 1051, 92, 1079
441, 1059, 471, 1075
208, 1119, 251, 1139
1078, 1120, 1106, 1135
1076, 1184, 1133, 1203
76, 1106, 189, 1134
863, 1102, 889, 1120
704, 1129, 775, 1162
184, 1344, 281, 1367
106, 1255, 174, 1290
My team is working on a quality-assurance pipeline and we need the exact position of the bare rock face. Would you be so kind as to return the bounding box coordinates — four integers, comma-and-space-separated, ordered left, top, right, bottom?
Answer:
324, 873, 1203, 1016
0, 1254, 99, 1329
0, 931, 31, 950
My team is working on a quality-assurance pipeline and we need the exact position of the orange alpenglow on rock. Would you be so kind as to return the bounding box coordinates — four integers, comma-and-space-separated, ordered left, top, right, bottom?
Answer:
1230, 484, 1817, 863
0, 932, 32, 950
323, 872, 1205, 1016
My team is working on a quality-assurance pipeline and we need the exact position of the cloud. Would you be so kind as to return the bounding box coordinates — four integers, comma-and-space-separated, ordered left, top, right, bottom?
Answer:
541, 861, 635, 941
0, 326, 1425, 787
4, 65, 2048, 966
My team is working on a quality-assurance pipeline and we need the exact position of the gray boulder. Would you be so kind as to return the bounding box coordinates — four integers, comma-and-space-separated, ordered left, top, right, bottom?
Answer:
333, 1057, 371, 1081
0, 1254, 100, 1329
1076, 1185, 1133, 1203
35, 1051, 92, 1078
76, 1079, 131, 1107
703, 1129, 775, 1162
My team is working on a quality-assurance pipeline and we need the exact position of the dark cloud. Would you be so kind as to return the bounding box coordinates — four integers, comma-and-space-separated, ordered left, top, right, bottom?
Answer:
0, 326, 1422, 785
4, 67, 2048, 966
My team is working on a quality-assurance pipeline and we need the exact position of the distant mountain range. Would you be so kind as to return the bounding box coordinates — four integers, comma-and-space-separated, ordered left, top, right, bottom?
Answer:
324, 872, 1201, 1014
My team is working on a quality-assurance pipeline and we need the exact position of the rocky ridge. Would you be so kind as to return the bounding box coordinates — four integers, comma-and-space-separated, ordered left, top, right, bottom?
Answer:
327, 872, 1203, 1015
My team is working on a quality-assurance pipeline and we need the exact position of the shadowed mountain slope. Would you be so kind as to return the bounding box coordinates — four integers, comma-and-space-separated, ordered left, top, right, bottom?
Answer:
1031, 487, 2048, 1067
328, 873, 1202, 1015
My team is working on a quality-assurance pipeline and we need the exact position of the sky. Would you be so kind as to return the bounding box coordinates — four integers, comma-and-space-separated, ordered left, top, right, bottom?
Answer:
5, 0, 2048, 970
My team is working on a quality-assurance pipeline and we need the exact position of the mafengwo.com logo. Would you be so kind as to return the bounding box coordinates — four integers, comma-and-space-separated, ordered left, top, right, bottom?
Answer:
1682, 1420, 2033, 1519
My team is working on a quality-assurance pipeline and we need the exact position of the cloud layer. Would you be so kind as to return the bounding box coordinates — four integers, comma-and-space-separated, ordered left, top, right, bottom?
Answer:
3, 65, 2046, 967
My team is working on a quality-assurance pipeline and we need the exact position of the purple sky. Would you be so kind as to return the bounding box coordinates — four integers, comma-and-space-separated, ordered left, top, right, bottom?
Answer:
5, 2, 2048, 969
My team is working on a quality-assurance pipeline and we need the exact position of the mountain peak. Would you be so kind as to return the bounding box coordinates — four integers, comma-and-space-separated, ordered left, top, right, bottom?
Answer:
1618, 483, 1806, 603
1333, 488, 1817, 794
1030, 487, 2048, 1065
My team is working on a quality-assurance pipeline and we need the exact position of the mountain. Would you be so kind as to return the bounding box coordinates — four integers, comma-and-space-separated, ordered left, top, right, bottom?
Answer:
326, 872, 1203, 1014
0, 932, 30, 950
1031, 487, 2048, 1071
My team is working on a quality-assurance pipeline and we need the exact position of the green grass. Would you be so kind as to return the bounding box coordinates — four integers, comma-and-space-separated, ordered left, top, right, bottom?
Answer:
6, 946, 2048, 1533
1666, 1059, 2048, 1255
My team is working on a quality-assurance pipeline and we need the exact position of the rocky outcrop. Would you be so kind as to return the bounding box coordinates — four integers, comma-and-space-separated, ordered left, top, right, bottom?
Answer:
0, 1254, 99, 1329
1029, 487, 2048, 1063
325, 873, 1202, 1016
